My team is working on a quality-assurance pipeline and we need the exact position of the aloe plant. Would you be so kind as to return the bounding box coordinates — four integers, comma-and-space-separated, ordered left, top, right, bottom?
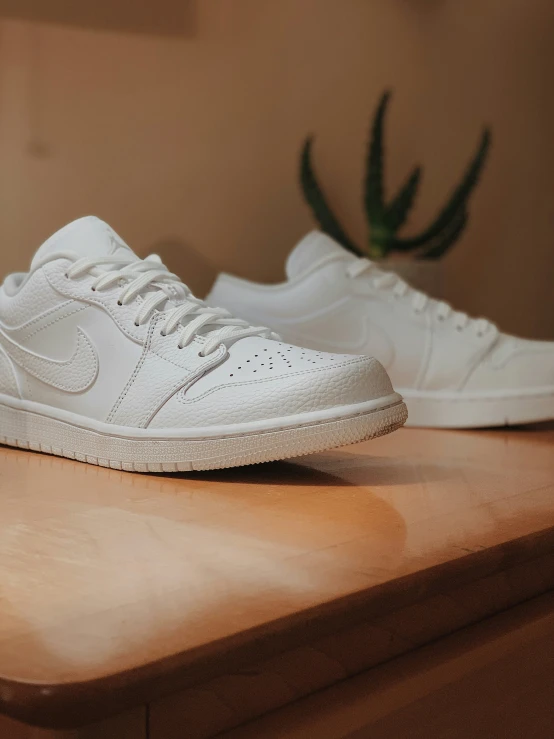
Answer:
300, 90, 491, 260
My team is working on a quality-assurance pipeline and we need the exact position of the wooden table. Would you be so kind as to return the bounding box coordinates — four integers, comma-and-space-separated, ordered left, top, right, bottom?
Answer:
1, 424, 553, 738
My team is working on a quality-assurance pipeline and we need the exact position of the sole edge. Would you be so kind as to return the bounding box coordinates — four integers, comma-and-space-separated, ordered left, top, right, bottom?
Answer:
0, 400, 408, 472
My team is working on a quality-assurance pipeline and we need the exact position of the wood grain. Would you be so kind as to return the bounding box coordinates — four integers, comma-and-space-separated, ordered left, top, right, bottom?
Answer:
218, 591, 554, 739
149, 551, 554, 739
1, 424, 553, 728
0, 708, 146, 739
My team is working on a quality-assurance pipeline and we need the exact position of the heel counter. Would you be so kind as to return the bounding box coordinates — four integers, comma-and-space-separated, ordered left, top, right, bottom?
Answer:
0, 349, 20, 398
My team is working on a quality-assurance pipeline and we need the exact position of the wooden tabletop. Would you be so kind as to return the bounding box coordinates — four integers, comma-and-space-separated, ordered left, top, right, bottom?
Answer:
1, 424, 554, 729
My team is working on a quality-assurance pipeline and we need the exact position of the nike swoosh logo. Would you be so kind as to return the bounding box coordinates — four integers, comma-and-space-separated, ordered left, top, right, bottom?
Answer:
0, 328, 99, 393
275, 302, 396, 369
290, 324, 395, 369
321, 318, 395, 366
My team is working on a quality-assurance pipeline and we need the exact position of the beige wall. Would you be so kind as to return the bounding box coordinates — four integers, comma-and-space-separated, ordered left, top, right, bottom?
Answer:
0, 0, 553, 337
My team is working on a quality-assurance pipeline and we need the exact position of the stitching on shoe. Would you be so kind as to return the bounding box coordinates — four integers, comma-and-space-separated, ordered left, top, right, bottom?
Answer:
107, 316, 159, 423
44, 266, 145, 342
140, 344, 227, 428
0, 299, 75, 333
21, 305, 89, 341
177, 356, 371, 406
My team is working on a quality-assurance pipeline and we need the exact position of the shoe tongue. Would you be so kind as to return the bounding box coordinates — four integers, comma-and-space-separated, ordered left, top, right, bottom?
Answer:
285, 231, 355, 279
31, 216, 138, 270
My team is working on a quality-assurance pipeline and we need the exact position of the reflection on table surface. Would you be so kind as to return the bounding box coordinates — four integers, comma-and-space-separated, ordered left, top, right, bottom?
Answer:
1, 424, 553, 685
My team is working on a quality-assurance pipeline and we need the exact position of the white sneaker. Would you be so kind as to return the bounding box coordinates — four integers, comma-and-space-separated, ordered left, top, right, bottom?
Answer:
0, 218, 406, 471
208, 231, 554, 428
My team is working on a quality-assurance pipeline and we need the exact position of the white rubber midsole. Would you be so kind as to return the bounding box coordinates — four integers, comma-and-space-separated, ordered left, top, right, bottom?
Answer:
400, 387, 554, 428
0, 392, 402, 439
0, 393, 407, 471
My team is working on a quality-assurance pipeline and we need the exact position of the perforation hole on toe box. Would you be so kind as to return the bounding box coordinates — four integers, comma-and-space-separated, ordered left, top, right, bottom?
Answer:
221, 340, 357, 382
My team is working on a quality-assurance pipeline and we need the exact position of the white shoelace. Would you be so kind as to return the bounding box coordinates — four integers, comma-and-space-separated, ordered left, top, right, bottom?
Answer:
346, 258, 495, 338
60, 254, 276, 355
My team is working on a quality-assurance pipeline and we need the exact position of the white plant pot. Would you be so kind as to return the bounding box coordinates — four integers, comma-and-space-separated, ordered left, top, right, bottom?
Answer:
383, 259, 444, 299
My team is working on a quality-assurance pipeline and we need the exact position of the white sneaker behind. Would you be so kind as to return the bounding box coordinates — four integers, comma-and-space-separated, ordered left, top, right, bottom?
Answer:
0, 218, 406, 470
208, 231, 554, 428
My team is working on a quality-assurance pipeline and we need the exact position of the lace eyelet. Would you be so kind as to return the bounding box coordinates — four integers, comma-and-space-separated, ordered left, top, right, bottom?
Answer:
160, 331, 166, 337
91, 287, 96, 292
117, 301, 123, 307
134, 322, 139, 327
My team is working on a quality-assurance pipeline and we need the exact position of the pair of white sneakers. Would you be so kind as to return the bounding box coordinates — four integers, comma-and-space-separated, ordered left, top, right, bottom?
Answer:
0, 217, 552, 472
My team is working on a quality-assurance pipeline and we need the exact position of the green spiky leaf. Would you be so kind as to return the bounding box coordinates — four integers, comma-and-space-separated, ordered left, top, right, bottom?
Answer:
384, 166, 422, 232
299, 137, 361, 256
364, 90, 391, 228
420, 207, 468, 260
387, 206, 468, 256
394, 128, 491, 249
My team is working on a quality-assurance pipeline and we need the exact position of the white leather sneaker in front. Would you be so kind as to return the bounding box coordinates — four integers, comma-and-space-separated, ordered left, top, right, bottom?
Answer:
0, 218, 406, 471
208, 231, 554, 429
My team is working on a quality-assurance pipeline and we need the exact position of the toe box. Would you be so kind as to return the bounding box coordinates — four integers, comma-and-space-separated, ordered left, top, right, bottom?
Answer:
150, 337, 396, 429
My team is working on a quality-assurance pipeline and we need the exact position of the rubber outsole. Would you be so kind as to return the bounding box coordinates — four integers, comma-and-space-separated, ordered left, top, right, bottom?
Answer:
0, 399, 408, 472
402, 389, 554, 429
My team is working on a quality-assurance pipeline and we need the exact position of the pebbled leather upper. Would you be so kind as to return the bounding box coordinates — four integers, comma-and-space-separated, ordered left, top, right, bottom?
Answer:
464, 336, 554, 392
0, 348, 19, 397
0, 220, 395, 430
150, 338, 392, 428
208, 232, 554, 396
